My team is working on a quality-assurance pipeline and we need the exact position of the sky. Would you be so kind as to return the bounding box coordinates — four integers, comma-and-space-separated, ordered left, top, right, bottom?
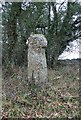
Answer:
58, 39, 80, 60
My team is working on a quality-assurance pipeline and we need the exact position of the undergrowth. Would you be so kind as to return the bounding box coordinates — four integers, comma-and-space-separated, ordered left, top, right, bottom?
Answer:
2, 61, 80, 118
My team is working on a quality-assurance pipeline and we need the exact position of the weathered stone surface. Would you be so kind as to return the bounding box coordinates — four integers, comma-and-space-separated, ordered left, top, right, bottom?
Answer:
27, 34, 47, 85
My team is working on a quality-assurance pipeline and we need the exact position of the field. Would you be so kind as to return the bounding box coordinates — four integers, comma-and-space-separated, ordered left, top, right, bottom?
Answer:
2, 60, 80, 118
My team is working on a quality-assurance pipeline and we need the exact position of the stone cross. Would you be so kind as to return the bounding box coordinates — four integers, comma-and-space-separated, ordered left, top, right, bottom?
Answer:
27, 34, 47, 85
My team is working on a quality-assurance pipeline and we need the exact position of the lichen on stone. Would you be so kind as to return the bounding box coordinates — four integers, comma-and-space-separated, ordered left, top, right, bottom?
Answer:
27, 33, 48, 85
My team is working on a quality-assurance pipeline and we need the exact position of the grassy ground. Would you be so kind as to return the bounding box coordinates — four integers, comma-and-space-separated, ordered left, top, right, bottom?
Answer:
2, 60, 80, 118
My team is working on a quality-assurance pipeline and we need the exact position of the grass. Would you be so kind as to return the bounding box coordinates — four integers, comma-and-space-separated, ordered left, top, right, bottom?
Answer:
2, 60, 80, 118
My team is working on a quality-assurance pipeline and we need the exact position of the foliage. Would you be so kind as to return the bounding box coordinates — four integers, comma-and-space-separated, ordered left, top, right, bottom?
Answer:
1, 1, 81, 69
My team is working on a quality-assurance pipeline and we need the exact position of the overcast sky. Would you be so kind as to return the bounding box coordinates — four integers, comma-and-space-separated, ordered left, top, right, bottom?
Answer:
58, 39, 80, 60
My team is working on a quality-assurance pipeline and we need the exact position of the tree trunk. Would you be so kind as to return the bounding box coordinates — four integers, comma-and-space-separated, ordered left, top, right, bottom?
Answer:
6, 2, 21, 75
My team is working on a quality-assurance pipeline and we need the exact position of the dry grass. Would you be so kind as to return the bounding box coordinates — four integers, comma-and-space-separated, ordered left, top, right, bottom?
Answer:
2, 60, 80, 118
